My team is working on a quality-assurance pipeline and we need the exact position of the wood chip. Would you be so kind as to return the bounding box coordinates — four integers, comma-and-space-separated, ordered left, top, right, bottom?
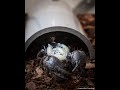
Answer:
85, 63, 95, 69
26, 81, 36, 90
32, 67, 43, 79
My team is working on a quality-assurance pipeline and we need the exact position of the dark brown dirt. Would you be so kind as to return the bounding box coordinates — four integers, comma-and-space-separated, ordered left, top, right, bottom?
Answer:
25, 14, 95, 90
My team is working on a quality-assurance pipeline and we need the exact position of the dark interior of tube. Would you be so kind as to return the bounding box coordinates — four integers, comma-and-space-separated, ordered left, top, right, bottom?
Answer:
25, 31, 89, 60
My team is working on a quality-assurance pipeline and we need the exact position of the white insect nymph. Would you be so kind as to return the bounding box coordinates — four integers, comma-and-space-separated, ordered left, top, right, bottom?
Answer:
46, 43, 69, 61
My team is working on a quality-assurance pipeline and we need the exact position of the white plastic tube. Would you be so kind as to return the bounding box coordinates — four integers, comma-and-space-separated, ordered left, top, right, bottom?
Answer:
25, 0, 87, 42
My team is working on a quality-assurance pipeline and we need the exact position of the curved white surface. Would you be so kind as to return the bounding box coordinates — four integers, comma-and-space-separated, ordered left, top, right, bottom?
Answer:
25, 0, 87, 42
